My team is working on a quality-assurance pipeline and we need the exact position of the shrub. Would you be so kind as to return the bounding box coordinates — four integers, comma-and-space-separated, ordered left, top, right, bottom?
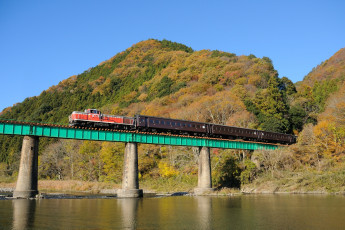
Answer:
213, 155, 241, 188
240, 160, 258, 184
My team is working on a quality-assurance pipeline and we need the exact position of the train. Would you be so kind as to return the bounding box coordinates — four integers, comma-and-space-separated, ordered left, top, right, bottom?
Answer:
69, 109, 296, 145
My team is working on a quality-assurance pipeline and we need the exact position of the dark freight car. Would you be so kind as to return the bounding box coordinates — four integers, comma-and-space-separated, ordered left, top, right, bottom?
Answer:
135, 115, 208, 135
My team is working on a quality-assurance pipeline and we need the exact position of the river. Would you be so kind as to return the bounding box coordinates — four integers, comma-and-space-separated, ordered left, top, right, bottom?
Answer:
1, 194, 345, 229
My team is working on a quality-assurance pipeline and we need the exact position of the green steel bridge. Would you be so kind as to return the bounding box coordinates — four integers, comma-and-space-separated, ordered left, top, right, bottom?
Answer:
1, 119, 279, 198
0, 119, 278, 150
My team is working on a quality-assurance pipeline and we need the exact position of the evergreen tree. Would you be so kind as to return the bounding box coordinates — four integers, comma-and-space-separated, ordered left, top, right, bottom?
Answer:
253, 76, 290, 133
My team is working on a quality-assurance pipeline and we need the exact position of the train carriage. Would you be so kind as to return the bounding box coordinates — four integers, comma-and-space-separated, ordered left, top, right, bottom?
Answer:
135, 115, 208, 135
211, 124, 259, 140
257, 130, 295, 144
211, 124, 295, 144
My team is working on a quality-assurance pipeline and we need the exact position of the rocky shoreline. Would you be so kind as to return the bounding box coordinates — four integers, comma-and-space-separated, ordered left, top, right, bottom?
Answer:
1, 186, 344, 200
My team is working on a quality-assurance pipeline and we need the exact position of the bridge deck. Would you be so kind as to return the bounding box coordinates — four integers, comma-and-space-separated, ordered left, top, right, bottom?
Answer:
0, 120, 278, 150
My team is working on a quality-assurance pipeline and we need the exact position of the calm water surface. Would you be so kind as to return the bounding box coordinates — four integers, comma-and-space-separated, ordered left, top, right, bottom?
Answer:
1, 194, 345, 229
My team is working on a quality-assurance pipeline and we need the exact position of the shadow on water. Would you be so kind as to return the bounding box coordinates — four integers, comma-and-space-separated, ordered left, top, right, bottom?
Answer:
171, 192, 189, 196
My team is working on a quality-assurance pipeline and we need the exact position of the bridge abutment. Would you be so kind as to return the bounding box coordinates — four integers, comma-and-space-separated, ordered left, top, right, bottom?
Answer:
13, 136, 39, 198
118, 142, 143, 198
194, 147, 215, 195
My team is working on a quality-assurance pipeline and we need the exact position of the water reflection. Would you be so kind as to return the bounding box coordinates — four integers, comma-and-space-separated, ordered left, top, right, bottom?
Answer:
196, 197, 213, 230
1, 195, 344, 229
12, 199, 36, 230
118, 198, 139, 229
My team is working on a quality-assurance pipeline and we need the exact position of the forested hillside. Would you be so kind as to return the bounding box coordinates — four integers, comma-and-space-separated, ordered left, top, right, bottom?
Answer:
0, 39, 295, 161
1, 40, 344, 192
291, 48, 345, 169
300, 48, 345, 87
246, 48, 345, 193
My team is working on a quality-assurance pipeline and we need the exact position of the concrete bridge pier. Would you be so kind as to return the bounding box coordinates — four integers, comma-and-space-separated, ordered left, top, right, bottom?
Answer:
118, 142, 143, 198
13, 136, 39, 198
194, 147, 215, 195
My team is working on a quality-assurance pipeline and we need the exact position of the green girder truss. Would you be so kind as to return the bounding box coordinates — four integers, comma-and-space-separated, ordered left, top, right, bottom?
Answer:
0, 121, 278, 150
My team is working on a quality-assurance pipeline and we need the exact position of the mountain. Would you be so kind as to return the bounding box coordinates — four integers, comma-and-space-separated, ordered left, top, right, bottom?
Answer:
292, 47, 345, 166
290, 48, 345, 127
0, 39, 294, 162
299, 48, 345, 87
1, 40, 345, 191
0, 39, 288, 126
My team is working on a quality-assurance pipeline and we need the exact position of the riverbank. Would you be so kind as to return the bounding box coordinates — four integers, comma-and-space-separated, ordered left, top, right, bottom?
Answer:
1, 176, 345, 196
2, 163, 345, 196
0, 179, 233, 195
241, 169, 345, 194
0, 180, 121, 194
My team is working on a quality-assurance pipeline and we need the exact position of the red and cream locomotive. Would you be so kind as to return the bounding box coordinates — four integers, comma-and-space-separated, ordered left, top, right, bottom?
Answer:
69, 109, 134, 129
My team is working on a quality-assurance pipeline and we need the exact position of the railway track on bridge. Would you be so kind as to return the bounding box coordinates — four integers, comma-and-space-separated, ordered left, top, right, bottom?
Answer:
0, 119, 285, 147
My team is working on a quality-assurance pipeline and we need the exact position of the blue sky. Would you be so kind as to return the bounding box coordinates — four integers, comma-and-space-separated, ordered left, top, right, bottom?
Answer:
0, 0, 344, 112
